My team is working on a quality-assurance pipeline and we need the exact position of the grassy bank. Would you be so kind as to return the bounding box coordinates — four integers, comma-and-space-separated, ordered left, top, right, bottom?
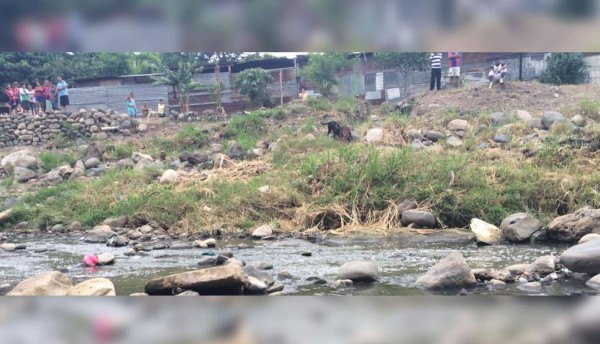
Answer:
4, 92, 600, 234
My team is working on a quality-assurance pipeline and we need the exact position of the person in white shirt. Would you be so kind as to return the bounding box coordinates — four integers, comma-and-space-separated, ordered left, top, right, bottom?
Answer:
488, 58, 508, 88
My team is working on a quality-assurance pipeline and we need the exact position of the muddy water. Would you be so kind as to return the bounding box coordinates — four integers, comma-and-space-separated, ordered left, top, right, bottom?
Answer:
0, 232, 594, 296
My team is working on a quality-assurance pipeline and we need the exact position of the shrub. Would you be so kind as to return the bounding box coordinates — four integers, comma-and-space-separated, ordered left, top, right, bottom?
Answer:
578, 97, 600, 120
38, 151, 78, 172
539, 53, 589, 85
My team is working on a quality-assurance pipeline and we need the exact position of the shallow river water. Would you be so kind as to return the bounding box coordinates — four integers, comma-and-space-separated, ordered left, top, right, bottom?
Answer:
0, 232, 594, 296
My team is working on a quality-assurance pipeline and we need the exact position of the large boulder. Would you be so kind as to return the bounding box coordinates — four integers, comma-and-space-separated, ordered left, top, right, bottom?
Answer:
13, 167, 36, 183
1, 149, 37, 173
448, 119, 468, 132
144, 264, 248, 295
84, 142, 105, 161
251, 224, 273, 239
83, 225, 116, 243
83, 158, 101, 169
544, 207, 600, 243
365, 128, 384, 143
243, 265, 275, 286
470, 218, 505, 245
69, 278, 116, 296
541, 111, 567, 130
414, 252, 476, 289
97, 253, 115, 266
179, 151, 209, 165
7, 271, 73, 296
500, 213, 543, 242
490, 112, 510, 126
586, 274, 600, 291
579, 233, 600, 244
131, 152, 153, 163
401, 210, 437, 228
227, 142, 245, 160
0, 209, 12, 225
337, 261, 379, 283
560, 239, 600, 275
159, 169, 179, 184
471, 268, 513, 282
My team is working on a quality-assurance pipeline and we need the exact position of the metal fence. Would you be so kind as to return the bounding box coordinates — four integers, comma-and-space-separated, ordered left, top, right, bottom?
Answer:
336, 53, 554, 102
65, 53, 600, 111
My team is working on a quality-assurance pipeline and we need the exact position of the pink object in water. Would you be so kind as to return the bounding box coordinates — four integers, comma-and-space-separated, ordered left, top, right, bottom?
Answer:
83, 254, 99, 267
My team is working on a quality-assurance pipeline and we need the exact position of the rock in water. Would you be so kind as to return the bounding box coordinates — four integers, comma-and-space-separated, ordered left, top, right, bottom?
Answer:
243, 265, 275, 286
518, 282, 542, 293
579, 233, 600, 244
251, 224, 273, 239
415, 252, 476, 289
560, 239, 600, 275
337, 261, 379, 283
586, 274, 600, 291
470, 218, 505, 245
544, 207, 600, 243
84, 225, 116, 243
69, 278, 116, 296
97, 253, 115, 266
144, 264, 248, 295
7, 271, 73, 296
527, 255, 557, 276
500, 213, 543, 242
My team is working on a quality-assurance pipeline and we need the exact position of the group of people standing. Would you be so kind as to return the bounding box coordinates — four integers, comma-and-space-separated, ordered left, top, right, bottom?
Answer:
429, 52, 509, 91
2, 76, 69, 116
429, 52, 463, 91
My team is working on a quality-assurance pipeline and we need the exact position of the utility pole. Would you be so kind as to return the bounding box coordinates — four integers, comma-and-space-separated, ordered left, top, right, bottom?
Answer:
294, 57, 300, 99
519, 53, 523, 81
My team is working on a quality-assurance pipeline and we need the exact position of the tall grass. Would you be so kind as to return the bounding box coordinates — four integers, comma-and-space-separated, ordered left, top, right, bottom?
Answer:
38, 151, 79, 171
149, 125, 208, 155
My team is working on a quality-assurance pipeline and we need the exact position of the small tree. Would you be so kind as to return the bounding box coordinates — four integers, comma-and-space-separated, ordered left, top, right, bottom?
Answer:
304, 53, 351, 99
232, 68, 274, 108
374, 53, 429, 99
151, 62, 204, 114
539, 53, 589, 85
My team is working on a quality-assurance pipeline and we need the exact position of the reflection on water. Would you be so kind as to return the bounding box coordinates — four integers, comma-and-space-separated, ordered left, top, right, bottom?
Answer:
0, 232, 591, 296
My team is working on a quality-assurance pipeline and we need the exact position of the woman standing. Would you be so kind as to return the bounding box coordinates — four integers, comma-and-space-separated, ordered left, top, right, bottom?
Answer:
50, 81, 59, 110
19, 83, 30, 114
28, 85, 36, 114
35, 81, 45, 113
43, 80, 51, 112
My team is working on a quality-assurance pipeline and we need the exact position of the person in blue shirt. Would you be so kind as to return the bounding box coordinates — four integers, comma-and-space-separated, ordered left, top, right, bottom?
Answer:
127, 94, 137, 118
56, 76, 70, 112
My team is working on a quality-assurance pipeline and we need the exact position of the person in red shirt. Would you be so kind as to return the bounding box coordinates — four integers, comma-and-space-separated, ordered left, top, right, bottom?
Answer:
34, 81, 45, 114
5, 83, 20, 115
448, 52, 461, 88
43, 79, 51, 113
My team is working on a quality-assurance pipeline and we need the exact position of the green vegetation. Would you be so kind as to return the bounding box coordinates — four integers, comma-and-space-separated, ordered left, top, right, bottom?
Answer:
149, 125, 208, 156
334, 96, 357, 114
539, 53, 589, 85
578, 97, 600, 121
38, 151, 78, 172
232, 68, 274, 108
303, 53, 352, 98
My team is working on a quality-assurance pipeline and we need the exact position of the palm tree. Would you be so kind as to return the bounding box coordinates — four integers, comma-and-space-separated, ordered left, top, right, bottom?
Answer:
232, 68, 274, 108
128, 52, 161, 74
151, 62, 203, 114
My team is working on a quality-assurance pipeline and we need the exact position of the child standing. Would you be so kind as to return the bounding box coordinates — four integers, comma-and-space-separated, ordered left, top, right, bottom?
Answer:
127, 96, 137, 118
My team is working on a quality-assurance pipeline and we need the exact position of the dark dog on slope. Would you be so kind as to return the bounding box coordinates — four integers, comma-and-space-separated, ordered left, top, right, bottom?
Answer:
321, 120, 353, 141
321, 120, 341, 138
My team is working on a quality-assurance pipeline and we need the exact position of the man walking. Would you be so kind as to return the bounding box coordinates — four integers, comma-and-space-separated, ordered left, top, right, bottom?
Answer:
56, 76, 70, 112
429, 52, 443, 91
448, 52, 461, 88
